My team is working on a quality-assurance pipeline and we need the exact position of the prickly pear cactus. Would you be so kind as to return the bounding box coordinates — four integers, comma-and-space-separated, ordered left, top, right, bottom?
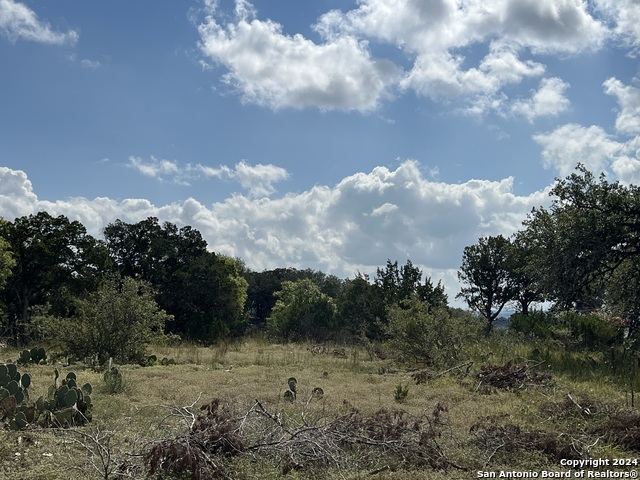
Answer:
33, 369, 94, 428
0, 363, 33, 431
16, 347, 47, 365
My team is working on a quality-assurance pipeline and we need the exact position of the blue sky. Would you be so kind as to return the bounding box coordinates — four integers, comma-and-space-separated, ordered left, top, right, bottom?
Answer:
1, 0, 639, 304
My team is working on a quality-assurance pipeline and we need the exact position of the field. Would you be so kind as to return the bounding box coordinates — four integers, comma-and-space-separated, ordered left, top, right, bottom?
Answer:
1, 336, 639, 479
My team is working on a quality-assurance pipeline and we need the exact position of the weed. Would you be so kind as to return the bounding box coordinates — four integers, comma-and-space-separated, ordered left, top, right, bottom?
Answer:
394, 383, 409, 403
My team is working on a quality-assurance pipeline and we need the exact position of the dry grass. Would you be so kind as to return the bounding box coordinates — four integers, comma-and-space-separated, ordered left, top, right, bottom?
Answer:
0, 339, 638, 479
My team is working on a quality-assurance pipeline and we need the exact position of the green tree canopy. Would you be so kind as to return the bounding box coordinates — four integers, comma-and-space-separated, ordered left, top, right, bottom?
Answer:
0, 212, 110, 343
521, 164, 640, 315
0, 219, 15, 291
457, 235, 517, 335
374, 259, 448, 310
267, 279, 337, 342
103, 217, 247, 342
336, 273, 385, 340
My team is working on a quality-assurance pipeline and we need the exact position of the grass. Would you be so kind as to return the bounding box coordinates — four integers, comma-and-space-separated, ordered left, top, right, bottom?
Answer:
1, 337, 640, 479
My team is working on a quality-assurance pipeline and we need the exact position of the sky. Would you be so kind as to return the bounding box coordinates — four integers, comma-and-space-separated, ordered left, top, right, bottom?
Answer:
0, 0, 639, 306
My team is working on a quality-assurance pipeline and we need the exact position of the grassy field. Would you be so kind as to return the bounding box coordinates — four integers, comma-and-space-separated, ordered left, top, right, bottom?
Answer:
1, 336, 639, 479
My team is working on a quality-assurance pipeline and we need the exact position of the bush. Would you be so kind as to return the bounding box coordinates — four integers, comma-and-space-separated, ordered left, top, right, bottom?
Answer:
385, 296, 473, 367
43, 276, 173, 364
267, 279, 338, 342
565, 311, 619, 350
509, 310, 556, 339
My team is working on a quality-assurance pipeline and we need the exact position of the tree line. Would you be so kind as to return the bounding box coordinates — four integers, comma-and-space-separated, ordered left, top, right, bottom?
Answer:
0, 212, 448, 352
0, 164, 637, 362
457, 164, 640, 338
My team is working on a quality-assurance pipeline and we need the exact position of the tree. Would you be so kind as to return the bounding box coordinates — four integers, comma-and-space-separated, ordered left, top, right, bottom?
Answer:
374, 259, 448, 311
44, 276, 172, 363
336, 273, 385, 339
267, 279, 337, 342
457, 235, 518, 335
521, 164, 640, 313
104, 217, 248, 342
244, 267, 343, 327
509, 232, 545, 315
0, 219, 15, 290
167, 253, 248, 340
0, 212, 110, 343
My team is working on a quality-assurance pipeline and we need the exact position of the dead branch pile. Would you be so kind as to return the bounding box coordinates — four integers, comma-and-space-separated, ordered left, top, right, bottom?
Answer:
540, 395, 640, 454
144, 398, 464, 479
145, 399, 242, 479
599, 409, 640, 451
476, 361, 553, 391
470, 415, 579, 466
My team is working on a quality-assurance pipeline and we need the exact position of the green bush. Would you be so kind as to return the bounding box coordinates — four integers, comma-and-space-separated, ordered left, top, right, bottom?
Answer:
42, 276, 173, 364
565, 311, 619, 349
267, 279, 338, 342
509, 310, 556, 339
385, 296, 474, 367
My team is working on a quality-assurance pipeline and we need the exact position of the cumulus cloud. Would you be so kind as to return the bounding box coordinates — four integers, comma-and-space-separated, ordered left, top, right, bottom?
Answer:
0, 161, 550, 304
197, 1, 399, 111
603, 77, 640, 135
534, 123, 622, 177
0, 0, 78, 45
195, 160, 289, 198
595, 0, 640, 54
194, 0, 615, 114
534, 77, 640, 183
509, 77, 571, 122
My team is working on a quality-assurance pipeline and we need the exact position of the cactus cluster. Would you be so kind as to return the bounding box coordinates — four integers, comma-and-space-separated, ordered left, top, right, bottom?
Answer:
141, 355, 175, 367
34, 369, 93, 428
0, 363, 33, 430
282, 377, 325, 402
1, 364, 94, 430
283, 376, 297, 401
17, 347, 47, 365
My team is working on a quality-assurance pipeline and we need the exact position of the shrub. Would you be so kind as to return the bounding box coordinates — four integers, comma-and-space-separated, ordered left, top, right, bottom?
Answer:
509, 310, 556, 339
385, 296, 473, 367
43, 276, 173, 364
565, 311, 619, 350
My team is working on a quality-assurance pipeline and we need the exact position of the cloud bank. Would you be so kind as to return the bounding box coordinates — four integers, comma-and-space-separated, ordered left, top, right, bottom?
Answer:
193, 0, 639, 116
0, 161, 550, 302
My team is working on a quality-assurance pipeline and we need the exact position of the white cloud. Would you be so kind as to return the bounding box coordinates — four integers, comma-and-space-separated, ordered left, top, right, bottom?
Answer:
0, 166, 38, 219
80, 58, 102, 69
195, 160, 289, 198
193, 1, 626, 115
603, 77, 640, 135
0, 0, 78, 45
127, 156, 289, 198
128, 156, 180, 180
509, 77, 571, 122
534, 77, 640, 183
534, 123, 622, 177
595, 0, 640, 54
501, 0, 606, 53
197, 1, 399, 112
316, 0, 604, 104
0, 162, 550, 304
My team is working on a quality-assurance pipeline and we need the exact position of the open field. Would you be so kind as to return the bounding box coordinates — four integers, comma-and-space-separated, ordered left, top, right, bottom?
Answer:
1, 337, 639, 479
